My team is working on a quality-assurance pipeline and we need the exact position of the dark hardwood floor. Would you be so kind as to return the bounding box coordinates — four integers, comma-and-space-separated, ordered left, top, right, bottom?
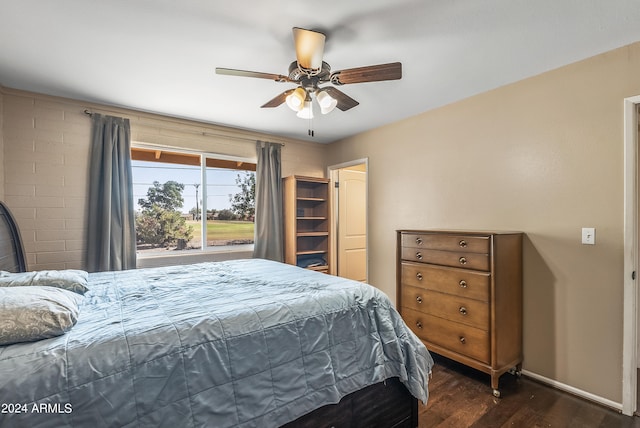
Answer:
419, 355, 640, 427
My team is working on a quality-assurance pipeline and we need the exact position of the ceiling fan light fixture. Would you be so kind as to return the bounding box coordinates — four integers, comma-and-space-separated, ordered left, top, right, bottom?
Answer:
296, 100, 314, 119
316, 90, 337, 115
285, 87, 306, 111
293, 27, 325, 72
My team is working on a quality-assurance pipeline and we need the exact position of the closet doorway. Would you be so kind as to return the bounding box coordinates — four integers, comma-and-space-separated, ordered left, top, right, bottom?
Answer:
328, 159, 368, 282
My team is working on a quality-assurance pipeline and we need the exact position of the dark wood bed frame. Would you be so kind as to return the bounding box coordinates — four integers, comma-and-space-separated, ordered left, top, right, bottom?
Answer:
0, 200, 418, 427
0, 201, 27, 273
284, 376, 418, 427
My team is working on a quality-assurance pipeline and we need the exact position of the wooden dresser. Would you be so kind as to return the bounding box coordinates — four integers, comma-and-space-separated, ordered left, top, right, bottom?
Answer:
396, 230, 523, 397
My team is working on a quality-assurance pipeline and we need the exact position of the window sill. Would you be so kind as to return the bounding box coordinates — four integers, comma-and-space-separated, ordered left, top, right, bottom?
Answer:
137, 244, 254, 259
136, 244, 254, 269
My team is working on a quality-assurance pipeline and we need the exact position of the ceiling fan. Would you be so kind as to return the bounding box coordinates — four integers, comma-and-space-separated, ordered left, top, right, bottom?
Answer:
215, 27, 402, 124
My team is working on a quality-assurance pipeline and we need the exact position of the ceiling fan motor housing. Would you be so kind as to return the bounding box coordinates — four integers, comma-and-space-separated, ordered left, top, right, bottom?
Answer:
288, 61, 333, 94
289, 61, 330, 81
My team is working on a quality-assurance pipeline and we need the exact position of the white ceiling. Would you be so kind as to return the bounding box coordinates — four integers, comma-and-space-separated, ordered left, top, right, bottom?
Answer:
1, 1, 640, 144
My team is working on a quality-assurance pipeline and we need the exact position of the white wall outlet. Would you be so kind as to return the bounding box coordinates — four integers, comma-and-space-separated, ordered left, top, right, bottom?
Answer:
582, 227, 595, 245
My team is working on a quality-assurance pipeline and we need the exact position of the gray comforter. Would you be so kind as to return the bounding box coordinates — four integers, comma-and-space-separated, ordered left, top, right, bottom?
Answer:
0, 259, 433, 427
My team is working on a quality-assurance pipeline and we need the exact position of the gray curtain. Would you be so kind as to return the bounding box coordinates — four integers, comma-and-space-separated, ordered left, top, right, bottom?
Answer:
253, 141, 283, 261
86, 114, 137, 272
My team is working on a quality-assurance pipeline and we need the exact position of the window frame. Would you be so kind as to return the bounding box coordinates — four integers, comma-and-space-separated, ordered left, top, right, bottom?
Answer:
131, 142, 256, 257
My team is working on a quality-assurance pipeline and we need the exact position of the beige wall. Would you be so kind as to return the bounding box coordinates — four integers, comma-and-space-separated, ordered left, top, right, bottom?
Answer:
326, 42, 640, 403
0, 87, 328, 271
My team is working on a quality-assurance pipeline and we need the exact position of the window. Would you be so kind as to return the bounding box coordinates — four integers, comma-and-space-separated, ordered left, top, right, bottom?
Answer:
131, 146, 256, 256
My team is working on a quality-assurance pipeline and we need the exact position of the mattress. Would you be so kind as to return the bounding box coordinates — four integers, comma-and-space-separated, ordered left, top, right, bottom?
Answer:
0, 259, 433, 427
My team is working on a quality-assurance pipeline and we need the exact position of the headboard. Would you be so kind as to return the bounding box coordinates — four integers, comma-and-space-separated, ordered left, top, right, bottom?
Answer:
0, 201, 28, 272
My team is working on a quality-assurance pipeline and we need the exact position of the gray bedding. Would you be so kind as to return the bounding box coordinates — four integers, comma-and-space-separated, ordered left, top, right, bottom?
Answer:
0, 259, 433, 427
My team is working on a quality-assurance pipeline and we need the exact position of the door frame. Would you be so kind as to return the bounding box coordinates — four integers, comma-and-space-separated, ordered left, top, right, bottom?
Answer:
328, 158, 369, 280
622, 94, 640, 416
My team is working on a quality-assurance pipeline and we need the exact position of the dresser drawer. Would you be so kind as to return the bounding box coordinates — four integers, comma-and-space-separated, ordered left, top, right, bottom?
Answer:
401, 247, 490, 271
401, 262, 490, 302
402, 307, 489, 363
401, 233, 489, 254
401, 286, 489, 329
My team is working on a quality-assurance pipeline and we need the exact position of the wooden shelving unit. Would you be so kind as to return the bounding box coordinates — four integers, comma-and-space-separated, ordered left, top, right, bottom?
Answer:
283, 175, 330, 273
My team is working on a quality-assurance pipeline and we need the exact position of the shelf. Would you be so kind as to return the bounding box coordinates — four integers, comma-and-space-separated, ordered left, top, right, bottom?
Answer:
297, 231, 328, 237
306, 265, 329, 272
297, 197, 326, 202
296, 250, 327, 256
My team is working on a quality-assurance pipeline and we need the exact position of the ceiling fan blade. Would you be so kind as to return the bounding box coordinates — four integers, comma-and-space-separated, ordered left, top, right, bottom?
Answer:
215, 68, 289, 82
292, 27, 325, 71
321, 87, 359, 111
261, 89, 295, 108
330, 62, 402, 85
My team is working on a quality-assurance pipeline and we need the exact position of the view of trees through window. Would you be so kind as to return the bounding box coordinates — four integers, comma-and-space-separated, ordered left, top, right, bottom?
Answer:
131, 147, 255, 254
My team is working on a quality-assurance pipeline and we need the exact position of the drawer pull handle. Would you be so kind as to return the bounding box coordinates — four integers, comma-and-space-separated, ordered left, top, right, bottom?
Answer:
416, 237, 423, 245
459, 280, 467, 288
459, 336, 466, 344
416, 321, 423, 329
459, 306, 467, 316
459, 240, 467, 248
416, 296, 423, 304
416, 272, 423, 281
459, 257, 467, 265
416, 252, 423, 260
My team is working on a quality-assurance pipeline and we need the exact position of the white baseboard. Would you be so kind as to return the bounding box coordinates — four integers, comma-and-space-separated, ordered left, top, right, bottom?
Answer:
522, 370, 623, 412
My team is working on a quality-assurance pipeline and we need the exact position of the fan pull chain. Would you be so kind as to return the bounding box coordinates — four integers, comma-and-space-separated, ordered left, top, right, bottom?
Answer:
308, 116, 314, 137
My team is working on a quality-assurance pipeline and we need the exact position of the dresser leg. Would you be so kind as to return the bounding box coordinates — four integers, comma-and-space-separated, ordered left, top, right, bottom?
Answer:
491, 375, 501, 398
508, 363, 523, 378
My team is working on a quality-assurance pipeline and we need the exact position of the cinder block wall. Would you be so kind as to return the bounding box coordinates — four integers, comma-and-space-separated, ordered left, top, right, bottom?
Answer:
1, 87, 327, 271
2, 92, 90, 270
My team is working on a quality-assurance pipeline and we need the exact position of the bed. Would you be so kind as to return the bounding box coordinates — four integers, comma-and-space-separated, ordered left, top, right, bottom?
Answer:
0, 201, 433, 427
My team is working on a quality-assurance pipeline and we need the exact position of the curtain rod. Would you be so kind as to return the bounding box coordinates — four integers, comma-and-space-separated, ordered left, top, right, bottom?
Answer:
83, 109, 285, 146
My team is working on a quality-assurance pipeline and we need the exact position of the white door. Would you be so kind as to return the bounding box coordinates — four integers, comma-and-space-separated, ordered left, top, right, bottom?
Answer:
337, 168, 367, 281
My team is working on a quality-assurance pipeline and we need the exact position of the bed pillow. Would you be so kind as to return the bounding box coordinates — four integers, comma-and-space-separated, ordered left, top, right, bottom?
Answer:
0, 286, 83, 346
0, 269, 89, 295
